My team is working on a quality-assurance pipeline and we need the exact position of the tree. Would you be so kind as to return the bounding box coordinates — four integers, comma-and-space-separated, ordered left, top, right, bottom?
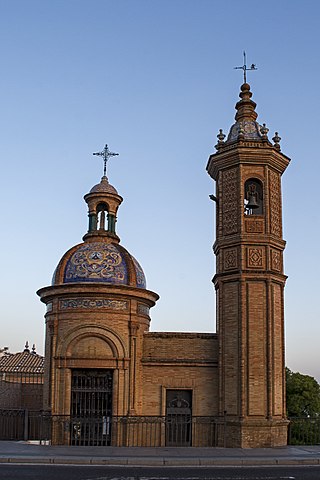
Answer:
286, 367, 320, 417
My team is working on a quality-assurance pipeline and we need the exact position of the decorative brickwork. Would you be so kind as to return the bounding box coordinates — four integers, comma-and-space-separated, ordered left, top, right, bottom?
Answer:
247, 247, 264, 268
222, 168, 238, 235
269, 170, 282, 237
245, 218, 264, 233
271, 249, 282, 272
223, 248, 238, 270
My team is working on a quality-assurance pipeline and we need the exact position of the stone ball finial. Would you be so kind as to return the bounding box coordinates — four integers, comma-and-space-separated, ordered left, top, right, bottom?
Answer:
217, 129, 226, 143
215, 128, 226, 150
272, 132, 281, 150
260, 123, 269, 136
241, 83, 250, 92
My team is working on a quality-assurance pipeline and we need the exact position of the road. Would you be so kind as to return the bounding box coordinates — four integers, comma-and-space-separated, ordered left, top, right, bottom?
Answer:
0, 465, 320, 480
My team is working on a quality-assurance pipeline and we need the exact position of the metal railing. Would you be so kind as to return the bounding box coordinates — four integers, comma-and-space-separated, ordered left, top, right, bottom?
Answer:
0, 411, 224, 447
0, 409, 44, 441
288, 417, 320, 445
7, 411, 319, 446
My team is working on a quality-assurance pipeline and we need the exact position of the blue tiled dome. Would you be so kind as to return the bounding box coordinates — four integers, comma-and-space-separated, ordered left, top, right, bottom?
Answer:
52, 241, 146, 289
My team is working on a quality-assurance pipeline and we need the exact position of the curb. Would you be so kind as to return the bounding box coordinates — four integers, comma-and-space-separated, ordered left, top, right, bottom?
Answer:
0, 456, 320, 466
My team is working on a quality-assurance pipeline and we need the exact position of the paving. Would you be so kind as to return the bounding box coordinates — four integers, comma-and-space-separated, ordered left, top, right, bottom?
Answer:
0, 441, 320, 466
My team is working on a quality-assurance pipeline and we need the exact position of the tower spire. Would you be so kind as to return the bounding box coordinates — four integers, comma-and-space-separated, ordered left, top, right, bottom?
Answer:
234, 83, 258, 122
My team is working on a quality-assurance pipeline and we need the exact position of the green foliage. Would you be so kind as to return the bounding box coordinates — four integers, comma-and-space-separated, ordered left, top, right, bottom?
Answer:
286, 367, 320, 418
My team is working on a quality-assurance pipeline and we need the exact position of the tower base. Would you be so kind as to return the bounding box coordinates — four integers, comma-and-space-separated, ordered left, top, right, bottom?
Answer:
219, 418, 289, 448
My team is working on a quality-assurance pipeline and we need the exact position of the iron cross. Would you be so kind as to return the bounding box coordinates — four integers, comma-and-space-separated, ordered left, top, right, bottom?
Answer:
234, 51, 257, 83
93, 144, 119, 177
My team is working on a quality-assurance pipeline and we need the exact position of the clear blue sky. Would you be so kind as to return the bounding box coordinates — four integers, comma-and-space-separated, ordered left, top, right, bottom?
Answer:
0, 0, 319, 381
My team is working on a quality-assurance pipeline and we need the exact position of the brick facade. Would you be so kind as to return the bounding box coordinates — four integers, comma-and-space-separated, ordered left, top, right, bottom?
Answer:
207, 83, 290, 447
38, 85, 290, 447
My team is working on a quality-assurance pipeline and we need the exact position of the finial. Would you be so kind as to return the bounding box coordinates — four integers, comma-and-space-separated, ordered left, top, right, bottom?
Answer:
234, 82, 258, 122
238, 124, 245, 140
24, 341, 30, 353
272, 132, 281, 150
260, 123, 269, 136
215, 129, 226, 150
234, 51, 257, 84
32, 344, 36, 354
93, 144, 119, 177
260, 123, 269, 142
217, 129, 226, 144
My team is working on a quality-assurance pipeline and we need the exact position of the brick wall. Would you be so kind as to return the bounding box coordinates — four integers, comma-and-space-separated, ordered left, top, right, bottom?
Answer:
141, 333, 219, 416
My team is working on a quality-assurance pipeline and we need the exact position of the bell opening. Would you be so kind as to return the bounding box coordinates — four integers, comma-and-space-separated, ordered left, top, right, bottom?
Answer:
244, 179, 263, 215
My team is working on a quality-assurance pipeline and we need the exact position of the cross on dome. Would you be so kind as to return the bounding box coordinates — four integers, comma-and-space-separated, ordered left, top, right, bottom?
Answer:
93, 144, 119, 177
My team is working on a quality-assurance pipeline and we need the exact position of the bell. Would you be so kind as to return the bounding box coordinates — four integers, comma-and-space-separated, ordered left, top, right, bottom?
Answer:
247, 194, 259, 209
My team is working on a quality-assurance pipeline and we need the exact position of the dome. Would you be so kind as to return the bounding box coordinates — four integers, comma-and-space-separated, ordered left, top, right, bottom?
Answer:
227, 120, 263, 142
52, 241, 146, 289
89, 176, 118, 195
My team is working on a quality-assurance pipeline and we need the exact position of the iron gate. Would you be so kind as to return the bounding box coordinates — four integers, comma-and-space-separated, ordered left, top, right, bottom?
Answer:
70, 369, 113, 446
166, 389, 192, 446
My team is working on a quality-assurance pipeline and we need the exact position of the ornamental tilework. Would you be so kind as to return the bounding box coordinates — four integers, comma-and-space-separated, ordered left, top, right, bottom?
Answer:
64, 243, 128, 284
138, 304, 150, 315
132, 257, 146, 289
227, 120, 263, 141
60, 298, 128, 310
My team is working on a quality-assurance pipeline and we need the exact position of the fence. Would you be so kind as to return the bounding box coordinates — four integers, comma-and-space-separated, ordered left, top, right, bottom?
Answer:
0, 410, 44, 441
4, 412, 319, 446
288, 417, 320, 445
0, 411, 224, 447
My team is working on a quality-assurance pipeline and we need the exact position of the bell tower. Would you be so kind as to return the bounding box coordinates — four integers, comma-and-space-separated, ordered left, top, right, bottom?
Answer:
207, 83, 290, 447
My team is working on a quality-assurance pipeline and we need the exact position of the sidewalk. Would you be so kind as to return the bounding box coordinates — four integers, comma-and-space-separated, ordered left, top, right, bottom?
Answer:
0, 441, 320, 466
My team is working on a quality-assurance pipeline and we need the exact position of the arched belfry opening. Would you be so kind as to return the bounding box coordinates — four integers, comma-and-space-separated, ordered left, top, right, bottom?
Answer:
96, 202, 108, 231
244, 178, 263, 215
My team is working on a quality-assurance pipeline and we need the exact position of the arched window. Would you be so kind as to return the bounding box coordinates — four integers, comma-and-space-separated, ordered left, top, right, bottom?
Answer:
244, 178, 263, 215
96, 202, 108, 231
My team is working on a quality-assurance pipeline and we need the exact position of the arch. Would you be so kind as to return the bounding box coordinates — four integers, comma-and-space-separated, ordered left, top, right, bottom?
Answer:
244, 177, 264, 215
96, 202, 109, 231
56, 324, 128, 359
96, 201, 109, 213
67, 334, 116, 358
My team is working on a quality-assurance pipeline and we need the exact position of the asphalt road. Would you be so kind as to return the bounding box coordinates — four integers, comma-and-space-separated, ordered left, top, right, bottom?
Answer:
1, 465, 320, 480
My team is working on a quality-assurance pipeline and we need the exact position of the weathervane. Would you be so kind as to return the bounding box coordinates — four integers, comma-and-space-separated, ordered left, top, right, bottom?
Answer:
93, 144, 119, 177
234, 51, 257, 83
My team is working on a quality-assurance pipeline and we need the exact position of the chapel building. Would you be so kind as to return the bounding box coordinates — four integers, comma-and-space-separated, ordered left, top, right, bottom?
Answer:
37, 83, 290, 448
